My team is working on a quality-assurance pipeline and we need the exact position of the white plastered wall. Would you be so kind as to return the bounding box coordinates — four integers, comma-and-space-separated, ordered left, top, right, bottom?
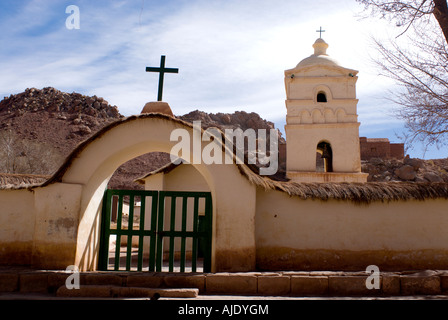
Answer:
255, 188, 448, 270
0, 189, 35, 265
285, 122, 362, 173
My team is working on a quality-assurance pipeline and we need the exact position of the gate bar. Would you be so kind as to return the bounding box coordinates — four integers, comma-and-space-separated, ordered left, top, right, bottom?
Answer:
191, 196, 199, 272
148, 193, 158, 271
114, 194, 124, 271
203, 193, 213, 272
169, 196, 176, 272
125, 194, 135, 271
180, 196, 188, 272
137, 195, 146, 271
155, 193, 165, 272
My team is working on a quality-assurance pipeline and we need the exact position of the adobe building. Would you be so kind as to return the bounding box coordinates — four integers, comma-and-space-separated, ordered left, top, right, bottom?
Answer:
284, 38, 368, 183
359, 137, 405, 160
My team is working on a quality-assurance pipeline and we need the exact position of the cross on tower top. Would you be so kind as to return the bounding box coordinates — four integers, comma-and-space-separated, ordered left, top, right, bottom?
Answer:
146, 55, 179, 102
316, 26, 325, 38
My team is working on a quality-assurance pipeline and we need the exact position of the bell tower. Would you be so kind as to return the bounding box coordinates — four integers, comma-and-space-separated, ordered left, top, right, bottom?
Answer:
284, 38, 368, 183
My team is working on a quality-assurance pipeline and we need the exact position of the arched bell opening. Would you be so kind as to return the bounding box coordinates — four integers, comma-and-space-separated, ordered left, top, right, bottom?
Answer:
317, 91, 327, 103
316, 141, 333, 173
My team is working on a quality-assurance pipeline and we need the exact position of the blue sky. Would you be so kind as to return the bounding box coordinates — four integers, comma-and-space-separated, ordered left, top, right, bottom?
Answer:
0, 0, 445, 159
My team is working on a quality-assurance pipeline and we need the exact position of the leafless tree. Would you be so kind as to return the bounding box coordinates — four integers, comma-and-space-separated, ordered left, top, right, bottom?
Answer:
0, 130, 20, 173
0, 130, 63, 175
357, 0, 448, 152
357, 0, 448, 39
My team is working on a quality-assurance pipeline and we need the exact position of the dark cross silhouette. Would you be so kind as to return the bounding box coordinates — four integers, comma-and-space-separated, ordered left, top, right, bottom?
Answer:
146, 55, 179, 101
316, 26, 325, 38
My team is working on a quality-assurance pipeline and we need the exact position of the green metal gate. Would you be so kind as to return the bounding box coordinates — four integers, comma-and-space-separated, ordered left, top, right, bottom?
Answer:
99, 189, 212, 272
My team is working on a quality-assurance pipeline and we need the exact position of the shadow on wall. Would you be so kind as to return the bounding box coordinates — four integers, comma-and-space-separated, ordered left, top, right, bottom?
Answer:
77, 205, 101, 271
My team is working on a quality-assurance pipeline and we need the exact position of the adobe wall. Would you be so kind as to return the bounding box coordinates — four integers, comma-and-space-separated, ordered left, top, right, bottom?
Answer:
0, 114, 438, 273
390, 143, 405, 159
0, 115, 258, 272
359, 137, 404, 160
255, 188, 448, 271
0, 189, 35, 265
0, 183, 83, 268
159, 165, 210, 192
1, 169, 447, 272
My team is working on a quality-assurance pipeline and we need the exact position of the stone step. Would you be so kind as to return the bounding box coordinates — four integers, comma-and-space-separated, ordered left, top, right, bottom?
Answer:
56, 285, 198, 299
1, 268, 447, 297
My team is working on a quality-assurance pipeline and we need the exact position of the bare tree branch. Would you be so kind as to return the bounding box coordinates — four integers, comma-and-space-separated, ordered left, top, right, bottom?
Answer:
358, 1, 448, 151
396, 0, 428, 37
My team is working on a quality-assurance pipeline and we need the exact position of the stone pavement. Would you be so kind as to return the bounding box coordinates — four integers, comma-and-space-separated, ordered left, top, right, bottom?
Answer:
1, 267, 448, 299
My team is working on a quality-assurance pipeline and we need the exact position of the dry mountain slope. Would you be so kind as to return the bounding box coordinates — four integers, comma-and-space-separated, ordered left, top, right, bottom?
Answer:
0, 87, 286, 189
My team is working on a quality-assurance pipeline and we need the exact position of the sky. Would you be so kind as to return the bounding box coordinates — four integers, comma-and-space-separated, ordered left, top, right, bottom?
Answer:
0, 0, 445, 159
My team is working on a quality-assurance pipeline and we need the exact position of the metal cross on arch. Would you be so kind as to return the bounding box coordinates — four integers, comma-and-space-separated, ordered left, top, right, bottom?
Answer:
316, 26, 325, 38
146, 55, 179, 101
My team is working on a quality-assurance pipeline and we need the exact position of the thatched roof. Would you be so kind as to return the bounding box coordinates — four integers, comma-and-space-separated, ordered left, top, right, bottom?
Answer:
2, 113, 448, 203
228, 157, 448, 203
258, 180, 448, 204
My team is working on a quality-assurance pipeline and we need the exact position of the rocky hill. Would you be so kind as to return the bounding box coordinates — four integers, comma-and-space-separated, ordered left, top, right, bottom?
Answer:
362, 156, 448, 183
179, 109, 286, 143
0, 87, 446, 189
0, 87, 122, 157
0, 88, 286, 189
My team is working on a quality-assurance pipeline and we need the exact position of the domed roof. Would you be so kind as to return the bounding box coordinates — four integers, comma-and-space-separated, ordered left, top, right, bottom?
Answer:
296, 38, 341, 68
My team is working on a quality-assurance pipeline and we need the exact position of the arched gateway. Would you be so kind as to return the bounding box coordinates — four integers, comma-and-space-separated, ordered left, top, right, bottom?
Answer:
38, 113, 258, 272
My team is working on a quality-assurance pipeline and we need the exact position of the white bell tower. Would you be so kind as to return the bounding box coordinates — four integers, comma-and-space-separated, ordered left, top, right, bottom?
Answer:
284, 38, 368, 183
